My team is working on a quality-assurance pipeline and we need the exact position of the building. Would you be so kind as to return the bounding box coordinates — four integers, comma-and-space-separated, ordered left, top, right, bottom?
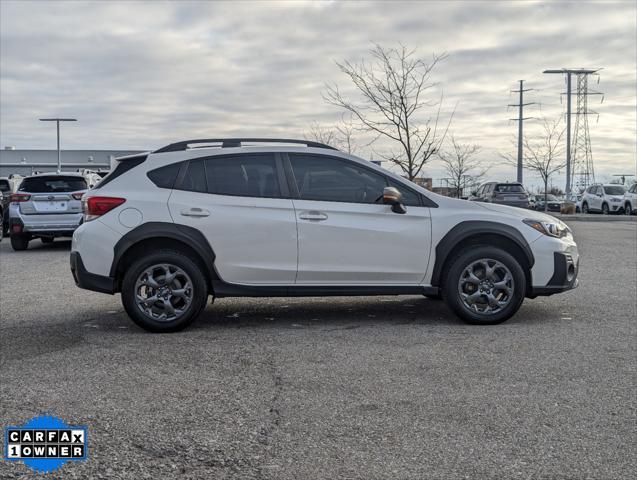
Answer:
0, 148, 144, 177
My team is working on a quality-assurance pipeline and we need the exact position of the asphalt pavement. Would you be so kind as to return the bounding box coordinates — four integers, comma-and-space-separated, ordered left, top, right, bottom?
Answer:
0, 221, 635, 479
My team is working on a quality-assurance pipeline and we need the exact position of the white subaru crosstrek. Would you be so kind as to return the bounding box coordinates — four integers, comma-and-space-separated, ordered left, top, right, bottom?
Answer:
71, 138, 579, 332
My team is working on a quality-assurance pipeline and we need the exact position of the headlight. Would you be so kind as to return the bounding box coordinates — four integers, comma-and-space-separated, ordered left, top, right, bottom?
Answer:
523, 218, 571, 238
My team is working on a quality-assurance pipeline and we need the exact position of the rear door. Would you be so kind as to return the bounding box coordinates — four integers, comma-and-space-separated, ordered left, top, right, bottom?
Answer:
287, 153, 431, 285
16, 176, 86, 215
168, 153, 298, 285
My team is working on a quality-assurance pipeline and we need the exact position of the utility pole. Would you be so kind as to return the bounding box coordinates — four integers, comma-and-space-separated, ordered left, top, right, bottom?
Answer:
39, 118, 77, 173
508, 80, 535, 184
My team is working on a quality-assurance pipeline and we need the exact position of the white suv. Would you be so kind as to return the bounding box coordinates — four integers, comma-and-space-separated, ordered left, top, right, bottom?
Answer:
71, 138, 579, 332
581, 184, 627, 214
623, 183, 637, 215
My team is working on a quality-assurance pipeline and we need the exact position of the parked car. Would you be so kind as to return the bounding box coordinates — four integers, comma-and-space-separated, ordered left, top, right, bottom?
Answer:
565, 193, 582, 213
581, 184, 627, 214
470, 182, 530, 209
623, 183, 637, 215
9, 172, 87, 250
71, 138, 579, 332
0, 177, 12, 238
532, 194, 563, 212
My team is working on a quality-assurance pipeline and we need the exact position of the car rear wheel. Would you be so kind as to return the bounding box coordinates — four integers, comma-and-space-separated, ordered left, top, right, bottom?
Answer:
10, 234, 30, 251
121, 249, 208, 332
601, 203, 609, 215
582, 202, 589, 214
625, 203, 632, 215
442, 246, 526, 325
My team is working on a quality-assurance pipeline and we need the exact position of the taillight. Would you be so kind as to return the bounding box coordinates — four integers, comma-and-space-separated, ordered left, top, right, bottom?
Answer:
10, 193, 31, 202
83, 196, 126, 221
71, 192, 84, 200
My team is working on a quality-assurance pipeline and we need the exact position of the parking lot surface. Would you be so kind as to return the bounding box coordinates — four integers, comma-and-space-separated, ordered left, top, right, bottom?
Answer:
1, 221, 635, 479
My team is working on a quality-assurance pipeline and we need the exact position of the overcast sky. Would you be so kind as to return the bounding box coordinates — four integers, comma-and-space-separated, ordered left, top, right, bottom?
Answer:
1, 0, 635, 189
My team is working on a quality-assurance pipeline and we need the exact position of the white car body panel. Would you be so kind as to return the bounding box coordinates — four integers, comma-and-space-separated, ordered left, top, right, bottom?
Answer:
72, 144, 579, 297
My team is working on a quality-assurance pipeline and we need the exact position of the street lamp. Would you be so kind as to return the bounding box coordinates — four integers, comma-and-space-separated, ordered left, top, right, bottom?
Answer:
39, 118, 77, 173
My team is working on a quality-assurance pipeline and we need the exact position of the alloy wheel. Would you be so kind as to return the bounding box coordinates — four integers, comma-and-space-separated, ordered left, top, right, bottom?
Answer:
134, 264, 193, 322
457, 258, 514, 315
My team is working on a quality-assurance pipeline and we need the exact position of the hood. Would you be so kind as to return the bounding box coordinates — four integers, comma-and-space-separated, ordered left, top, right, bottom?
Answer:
476, 202, 559, 223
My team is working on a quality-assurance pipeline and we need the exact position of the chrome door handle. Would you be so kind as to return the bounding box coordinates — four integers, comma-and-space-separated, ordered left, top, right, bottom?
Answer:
299, 211, 328, 221
181, 208, 210, 217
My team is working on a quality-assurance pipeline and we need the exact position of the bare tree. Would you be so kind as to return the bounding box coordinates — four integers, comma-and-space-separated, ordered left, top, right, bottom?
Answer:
437, 135, 486, 198
304, 121, 337, 147
503, 117, 565, 211
334, 114, 357, 154
324, 44, 454, 180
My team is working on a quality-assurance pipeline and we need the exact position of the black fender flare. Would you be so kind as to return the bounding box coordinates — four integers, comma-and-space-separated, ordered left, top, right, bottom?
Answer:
430, 220, 535, 286
110, 222, 218, 282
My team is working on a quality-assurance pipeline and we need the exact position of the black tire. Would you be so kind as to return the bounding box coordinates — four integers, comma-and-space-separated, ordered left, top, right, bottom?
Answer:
10, 234, 30, 251
41, 237, 55, 244
582, 202, 589, 214
442, 246, 526, 325
121, 249, 208, 332
601, 203, 609, 215
625, 203, 632, 215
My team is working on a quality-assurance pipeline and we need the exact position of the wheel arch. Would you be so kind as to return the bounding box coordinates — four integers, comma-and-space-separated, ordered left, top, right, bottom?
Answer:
111, 222, 219, 292
431, 221, 534, 292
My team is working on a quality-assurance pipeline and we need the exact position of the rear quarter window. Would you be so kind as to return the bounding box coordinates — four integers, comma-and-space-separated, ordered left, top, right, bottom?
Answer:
147, 162, 182, 189
19, 176, 87, 193
0, 180, 11, 192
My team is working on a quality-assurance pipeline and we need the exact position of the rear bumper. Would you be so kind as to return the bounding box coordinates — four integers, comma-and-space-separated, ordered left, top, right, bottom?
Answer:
70, 251, 116, 294
10, 210, 82, 234
529, 252, 579, 297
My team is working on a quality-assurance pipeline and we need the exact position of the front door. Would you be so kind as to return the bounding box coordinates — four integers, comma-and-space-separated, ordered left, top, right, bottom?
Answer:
288, 153, 431, 285
168, 153, 297, 285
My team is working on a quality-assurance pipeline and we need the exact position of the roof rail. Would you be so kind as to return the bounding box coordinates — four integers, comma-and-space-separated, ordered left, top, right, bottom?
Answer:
153, 138, 338, 154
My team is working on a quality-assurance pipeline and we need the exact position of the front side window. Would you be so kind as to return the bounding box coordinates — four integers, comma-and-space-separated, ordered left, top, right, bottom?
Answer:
205, 154, 280, 198
289, 154, 388, 204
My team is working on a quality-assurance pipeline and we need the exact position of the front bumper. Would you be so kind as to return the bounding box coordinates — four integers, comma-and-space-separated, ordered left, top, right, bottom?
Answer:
529, 252, 579, 297
70, 251, 116, 294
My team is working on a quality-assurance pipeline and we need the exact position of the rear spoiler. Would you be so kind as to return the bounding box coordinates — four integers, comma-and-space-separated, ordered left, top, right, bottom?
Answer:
110, 152, 150, 169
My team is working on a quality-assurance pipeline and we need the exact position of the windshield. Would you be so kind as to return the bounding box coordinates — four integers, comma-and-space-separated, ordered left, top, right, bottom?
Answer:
604, 186, 626, 195
19, 176, 87, 193
495, 184, 525, 193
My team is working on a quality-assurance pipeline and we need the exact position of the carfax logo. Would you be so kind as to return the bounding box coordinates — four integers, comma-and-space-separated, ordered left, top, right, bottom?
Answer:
4, 415, 88, 474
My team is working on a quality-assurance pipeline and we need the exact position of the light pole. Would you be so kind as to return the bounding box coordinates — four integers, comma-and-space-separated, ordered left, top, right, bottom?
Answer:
39, 118, 77, 173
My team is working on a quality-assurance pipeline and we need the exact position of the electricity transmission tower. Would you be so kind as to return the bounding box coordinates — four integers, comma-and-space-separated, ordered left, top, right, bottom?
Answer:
570, 72, 603, 191
543, 68, 603, 194
508, 80, 535, 184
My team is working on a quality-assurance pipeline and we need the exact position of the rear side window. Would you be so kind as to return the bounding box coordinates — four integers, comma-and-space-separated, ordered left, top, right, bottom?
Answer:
205, 154, 280, 197
147, 162, 182, 189
180, 159, 207, 193
18, 176, 87, 193
97, 154, 147, 189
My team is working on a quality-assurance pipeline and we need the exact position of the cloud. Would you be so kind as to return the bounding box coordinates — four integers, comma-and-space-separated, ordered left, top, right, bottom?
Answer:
1, 0, 635, 189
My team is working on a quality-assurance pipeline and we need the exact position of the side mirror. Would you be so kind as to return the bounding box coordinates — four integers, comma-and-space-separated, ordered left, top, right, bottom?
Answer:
382, 187, 407, 214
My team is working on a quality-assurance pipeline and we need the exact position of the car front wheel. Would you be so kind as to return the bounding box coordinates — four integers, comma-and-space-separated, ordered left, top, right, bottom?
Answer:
601, 203, 609, 215
442, 246, 526, 325
625, 203, 632, 215
582, 202, 589, 214
121, 249, 209, 332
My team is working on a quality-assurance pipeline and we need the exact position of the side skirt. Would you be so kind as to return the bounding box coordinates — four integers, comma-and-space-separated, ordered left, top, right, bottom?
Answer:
212, 281, 439, 298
